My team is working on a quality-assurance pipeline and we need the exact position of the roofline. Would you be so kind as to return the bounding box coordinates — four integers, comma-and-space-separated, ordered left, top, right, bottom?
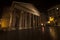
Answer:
11, 1, 40, 16
12, 1, 32, 5
47, 4, 60, 11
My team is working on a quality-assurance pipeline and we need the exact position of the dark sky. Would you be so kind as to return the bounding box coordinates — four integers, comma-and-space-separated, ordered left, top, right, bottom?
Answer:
0, 0, 60, 12
0, 0, 60, 9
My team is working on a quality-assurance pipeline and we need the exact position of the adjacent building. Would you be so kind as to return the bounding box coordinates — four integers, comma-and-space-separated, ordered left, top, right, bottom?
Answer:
47, 4, 60, 26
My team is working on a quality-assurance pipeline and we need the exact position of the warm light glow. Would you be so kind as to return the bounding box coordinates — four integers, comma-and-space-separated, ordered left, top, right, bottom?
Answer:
57, 8, 58, 10
1, 19, 9, 28
49, 27, 57, 39
49, 17, 54, 21
41, 23, 43, 26
47, 21, 50, 23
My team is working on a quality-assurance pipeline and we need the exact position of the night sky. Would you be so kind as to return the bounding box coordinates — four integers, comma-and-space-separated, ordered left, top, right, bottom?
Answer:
0, 0, 60, 9
0, 0, 60, 16
0, 0, 60, 11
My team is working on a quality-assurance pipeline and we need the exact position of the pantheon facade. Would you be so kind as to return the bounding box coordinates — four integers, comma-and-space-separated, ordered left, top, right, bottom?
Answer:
1, 1, 41, 30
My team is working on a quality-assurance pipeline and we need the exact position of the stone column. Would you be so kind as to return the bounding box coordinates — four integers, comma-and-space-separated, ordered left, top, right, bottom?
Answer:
19, 11, 24, 30
29, 13, 31, 29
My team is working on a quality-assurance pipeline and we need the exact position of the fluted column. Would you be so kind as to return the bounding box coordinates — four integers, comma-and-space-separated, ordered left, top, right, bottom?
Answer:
29, 13, 31, 29
24, 12, 27, 29
32, 15, 35, 29
19, 11, 24, 30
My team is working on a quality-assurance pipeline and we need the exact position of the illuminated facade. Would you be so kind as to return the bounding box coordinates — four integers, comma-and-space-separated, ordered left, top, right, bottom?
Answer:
48, 4, 60, 26
1, 1, 41, 30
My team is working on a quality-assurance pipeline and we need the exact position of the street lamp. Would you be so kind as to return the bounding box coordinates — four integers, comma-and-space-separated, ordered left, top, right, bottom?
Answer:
57, 8, 58, 10
41, 23, 44, 26
47, 21, 50, 24
49, 17, 54, 21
